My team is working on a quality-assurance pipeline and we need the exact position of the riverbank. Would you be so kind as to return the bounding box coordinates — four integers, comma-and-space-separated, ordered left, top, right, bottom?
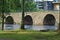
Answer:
0, 30, 60, 40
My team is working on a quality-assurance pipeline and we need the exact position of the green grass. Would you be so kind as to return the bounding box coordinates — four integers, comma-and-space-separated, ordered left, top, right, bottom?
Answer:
0, 30, 60, 40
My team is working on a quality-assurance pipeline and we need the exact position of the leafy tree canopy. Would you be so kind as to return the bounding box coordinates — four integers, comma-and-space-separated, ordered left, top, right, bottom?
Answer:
0, 0, 37, 13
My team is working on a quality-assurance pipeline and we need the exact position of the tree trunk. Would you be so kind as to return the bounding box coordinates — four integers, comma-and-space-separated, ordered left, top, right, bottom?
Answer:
21, 0, 25, 29
2, 0, 5, 30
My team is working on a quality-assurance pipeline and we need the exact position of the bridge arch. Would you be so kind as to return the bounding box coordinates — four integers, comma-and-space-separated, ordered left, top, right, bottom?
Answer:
24, 15, 33, 25
43, 14, 56, 26
5, 16, 14, 24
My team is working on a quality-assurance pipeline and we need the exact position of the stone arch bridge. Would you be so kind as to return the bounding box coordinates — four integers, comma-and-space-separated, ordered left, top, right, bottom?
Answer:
5, 11, 59, 26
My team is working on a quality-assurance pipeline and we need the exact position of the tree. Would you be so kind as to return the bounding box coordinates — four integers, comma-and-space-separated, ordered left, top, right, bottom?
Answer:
21, 0, 25, 29
0, 0, 21, 30
0, 0, 37, 13
21, 0, 37, 29
0, 0, 37, 30
1, 0, 5, 30
24, 0, 37, 12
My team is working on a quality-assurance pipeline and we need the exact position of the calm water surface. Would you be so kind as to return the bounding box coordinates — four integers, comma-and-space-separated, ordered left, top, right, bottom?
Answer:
0, 24, 58, 30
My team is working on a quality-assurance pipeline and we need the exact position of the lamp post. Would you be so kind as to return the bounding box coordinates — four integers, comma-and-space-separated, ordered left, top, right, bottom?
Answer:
21, 0, 25, 29
2, 0, 5, 30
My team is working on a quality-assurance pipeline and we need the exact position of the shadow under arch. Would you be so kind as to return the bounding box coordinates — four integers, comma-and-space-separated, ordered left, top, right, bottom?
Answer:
24, 15, 33, 25
43, 14, 56, 26
5, 16, 14, 24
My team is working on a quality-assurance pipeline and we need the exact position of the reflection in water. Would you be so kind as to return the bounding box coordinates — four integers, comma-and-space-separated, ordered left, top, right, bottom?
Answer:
24, 15, 33, 29
24, 25, 32, 30
4, 24, 20, 30
4, 24, 58, 30
5, 24, 13, 30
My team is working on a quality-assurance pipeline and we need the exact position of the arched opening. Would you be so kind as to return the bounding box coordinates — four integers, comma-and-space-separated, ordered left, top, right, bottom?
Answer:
5, 16, 14, 24
43, 14, 56, 26
24, 15, 33, 29
24, 15, 33, 25
5, 16, 14, 30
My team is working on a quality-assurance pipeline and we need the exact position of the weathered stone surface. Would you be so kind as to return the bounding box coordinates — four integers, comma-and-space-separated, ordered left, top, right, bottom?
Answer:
5, 11, 59, 26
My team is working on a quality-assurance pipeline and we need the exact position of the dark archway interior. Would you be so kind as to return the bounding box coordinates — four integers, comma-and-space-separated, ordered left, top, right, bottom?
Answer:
24, 15, 33, 25
43, 14, 56, 26
5, 16, 14, 24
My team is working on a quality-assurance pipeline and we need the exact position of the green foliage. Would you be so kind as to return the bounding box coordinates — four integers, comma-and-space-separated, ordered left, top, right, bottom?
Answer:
24, 0, 37, 12
0, 0, 37, 12
0, 0, 21, 13
0, 0, 2, 13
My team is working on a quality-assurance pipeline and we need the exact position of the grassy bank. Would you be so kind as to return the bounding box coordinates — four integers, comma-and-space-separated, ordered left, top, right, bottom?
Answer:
0, 30, 60, 40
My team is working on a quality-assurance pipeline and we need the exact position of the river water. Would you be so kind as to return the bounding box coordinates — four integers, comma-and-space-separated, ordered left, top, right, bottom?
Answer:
0, 24, 58, 31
